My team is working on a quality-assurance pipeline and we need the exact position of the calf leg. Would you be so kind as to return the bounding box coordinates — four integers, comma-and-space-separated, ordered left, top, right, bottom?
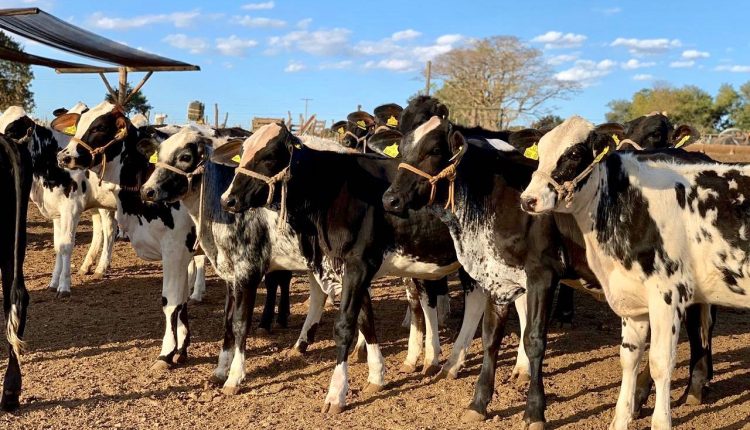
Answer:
648, 295, 682, 430
611, 314, 650, 430
553, 283, 575, 326
54, 207, 82, 298
92, 209, 115, 279
463, 300, 511, 422
419, 279, 441, 376
401, 280, 425, 373
1, 259, 29, 412
222, 275, 261, 395
511, 294, 530, 386
48, 219, 62, 291
681, 304, 715, 406
213, 282, 235, 383
78, 210, 103, 275
276, 271, 292, 328
322, 261, 375, 414
291, 274, 327, 354
359, 290, 385, 393
188, 255, 207, 304
153, 250, 191, 371
437, 286, 485, 380
258, 274, 279, 332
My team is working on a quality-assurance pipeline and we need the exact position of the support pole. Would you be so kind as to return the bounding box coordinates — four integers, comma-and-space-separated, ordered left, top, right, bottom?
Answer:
124, 71, 153, 105
222, 112, 229, 128
214, 103, 219, 128
99, 72, 117, 101
118, 67, 128, 106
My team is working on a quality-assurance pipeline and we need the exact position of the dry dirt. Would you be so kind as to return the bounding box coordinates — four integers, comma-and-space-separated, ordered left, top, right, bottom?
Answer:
2, 205, 750, 429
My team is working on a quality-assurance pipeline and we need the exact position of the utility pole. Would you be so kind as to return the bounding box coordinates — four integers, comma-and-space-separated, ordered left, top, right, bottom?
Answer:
301, 98, 313, 122
425, 60, 432, 96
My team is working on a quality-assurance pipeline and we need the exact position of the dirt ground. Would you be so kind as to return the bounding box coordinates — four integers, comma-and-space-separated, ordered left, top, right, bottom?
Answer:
2, 205, 750, 429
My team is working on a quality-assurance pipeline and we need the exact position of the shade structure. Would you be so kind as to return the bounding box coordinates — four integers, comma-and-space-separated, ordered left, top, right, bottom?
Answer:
0, 7, 199, 73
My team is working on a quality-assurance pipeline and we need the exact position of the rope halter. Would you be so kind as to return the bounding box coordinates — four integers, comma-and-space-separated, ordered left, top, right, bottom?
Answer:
397, 159, 459, 213
72, 127, 129, 185
234, 164, 290, 230
155, 158, 207, 251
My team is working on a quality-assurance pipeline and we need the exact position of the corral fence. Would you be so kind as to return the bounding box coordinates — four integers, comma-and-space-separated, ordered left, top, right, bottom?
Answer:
687, 143, 750, 163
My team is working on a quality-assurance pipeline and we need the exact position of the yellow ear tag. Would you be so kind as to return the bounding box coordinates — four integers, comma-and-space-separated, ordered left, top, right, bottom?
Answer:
63, 125, 77, 135
612, 134, 620, 145
383, 143, 399, 158
387, 116, 398, 127
337, 127, 345, 135
523, 143, 539, 160
593, 146, 610, 163
674, 135, 690, 148
149, 152, 158, 164
356, 120, 366, 130
231, 154, 241, 163
294, 142, 302, 149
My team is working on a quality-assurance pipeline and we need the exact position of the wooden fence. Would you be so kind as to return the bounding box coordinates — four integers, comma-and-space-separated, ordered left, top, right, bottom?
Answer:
686, 143, 750, 162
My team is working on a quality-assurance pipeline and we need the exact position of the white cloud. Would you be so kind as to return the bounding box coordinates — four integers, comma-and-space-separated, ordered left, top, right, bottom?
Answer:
547, 53, 578, 65
682, 49, 710, 60
89, 10, 200, 30
364, 59, 415, 72
610, 37, 681, 55
241, 1, 274, 10
391, 29, 421, 41
268, 28, 351, 56
715, 65, 750, 73
162, 34, 209, 54
216, 35, 258, 56
233, 15, 286, 28
633, 74, 654, 81
599, 7, 622, 15
319, 60, 353, 70
555, 59, 617, 86
436, 34, 463, 45
284, 61, 306, 73
669, 60, 695, 68
621, 58, 655, 70
531, 31, 587, 49
296, 18, 313, 29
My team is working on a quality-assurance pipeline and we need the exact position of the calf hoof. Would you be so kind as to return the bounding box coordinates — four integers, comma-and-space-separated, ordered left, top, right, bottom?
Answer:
433, 367, 457, 382
222, 385, 240, 396
399, 363, 417, 374
56, 291, 71, 299
1, 391, 20, 412
362, 383, 384, 394
422, 365, 441, 377
77, 267, 92, 276
47, 284, 58, 293
172, 353, 187, 365
322, 402, 345, 414
680, 391, 703, 406
91, 273, 104, 281
526, 422, 545, 430
150, 360, 171, 373
209, 373, 227, 386
461, 409, 486, 423
285, 346, 305, 359
511, 371, 531, 390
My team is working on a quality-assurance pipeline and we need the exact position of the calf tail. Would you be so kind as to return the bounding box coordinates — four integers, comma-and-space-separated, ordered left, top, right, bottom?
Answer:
1, 136, 27, 361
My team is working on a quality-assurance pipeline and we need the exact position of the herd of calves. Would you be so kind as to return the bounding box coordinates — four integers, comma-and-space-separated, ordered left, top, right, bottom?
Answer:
1, 95, 748, 430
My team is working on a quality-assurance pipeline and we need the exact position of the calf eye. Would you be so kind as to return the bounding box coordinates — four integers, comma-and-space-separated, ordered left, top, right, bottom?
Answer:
430, 146, 441, 156
179, 154, 192, 163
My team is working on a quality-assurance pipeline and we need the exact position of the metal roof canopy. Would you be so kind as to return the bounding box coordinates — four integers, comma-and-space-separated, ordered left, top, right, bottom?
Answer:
0, 7, 199, 105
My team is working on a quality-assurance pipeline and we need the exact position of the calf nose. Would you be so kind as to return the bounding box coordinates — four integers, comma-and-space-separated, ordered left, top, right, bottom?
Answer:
60, 155, 72, 166
383, 194, 402, 212
141, 187, 157, 201
222, 195, 237, 212
520, 196, 537, 212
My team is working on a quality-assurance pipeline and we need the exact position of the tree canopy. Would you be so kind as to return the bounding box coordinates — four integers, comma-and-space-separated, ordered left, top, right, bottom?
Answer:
105, 83, 152, 115
605, 82, 750, 133
0, 31, 34, 112
431, 36, 578, 130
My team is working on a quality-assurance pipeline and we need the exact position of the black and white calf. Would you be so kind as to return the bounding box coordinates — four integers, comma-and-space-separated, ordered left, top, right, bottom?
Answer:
385, 114, 716, 429
0, 105, 117, 297
519, 116, 734, 429
218, 123, 508, 413
0, 133, 31, 411
55, 101, 206, 368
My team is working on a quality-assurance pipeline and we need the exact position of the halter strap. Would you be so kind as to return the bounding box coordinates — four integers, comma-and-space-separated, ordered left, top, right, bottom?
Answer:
72, 127, 128, 185
397, 162, 458, 213
155, 159, 206, 251
234, 165, 290, 230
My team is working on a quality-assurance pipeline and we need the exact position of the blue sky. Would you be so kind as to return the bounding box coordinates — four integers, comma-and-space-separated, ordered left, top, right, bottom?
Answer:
7, 0, 750, 127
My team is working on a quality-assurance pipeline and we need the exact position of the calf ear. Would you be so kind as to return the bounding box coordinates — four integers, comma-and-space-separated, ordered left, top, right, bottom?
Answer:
50, 112, 80, 135
434, 101, 449, 119
211, 138, 245, 167
367, 129, 403, 158
508, 129, 544, 159
136, 138, 159, 163
448, 130, 467, 161
672, 124, 700, 148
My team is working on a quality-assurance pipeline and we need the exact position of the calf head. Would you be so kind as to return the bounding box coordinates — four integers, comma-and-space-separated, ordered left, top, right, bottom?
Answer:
0, 106, 36, 144
55, 101, 131, 172
383, 116, 464, 215
520, 116, 619, 214
399, 96, 449, 134
221, 122, 295, 213
141, 127, 211, 203
342, 111, 374, 149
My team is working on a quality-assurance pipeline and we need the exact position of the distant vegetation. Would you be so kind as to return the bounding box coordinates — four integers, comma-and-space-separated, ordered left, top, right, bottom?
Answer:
0, 31, 34, 112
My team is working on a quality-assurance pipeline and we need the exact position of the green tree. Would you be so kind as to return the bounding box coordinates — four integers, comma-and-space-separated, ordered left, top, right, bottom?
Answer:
0, 31, 34, 112
105, 83, 152, 115
431, 36, 578, 129
605, 99, 631, 123
531, 114, 564, 130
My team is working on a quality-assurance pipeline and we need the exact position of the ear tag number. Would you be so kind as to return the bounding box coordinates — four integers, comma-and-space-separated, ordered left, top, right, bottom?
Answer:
383, 143, 399, 158
523, 142, 539, 160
